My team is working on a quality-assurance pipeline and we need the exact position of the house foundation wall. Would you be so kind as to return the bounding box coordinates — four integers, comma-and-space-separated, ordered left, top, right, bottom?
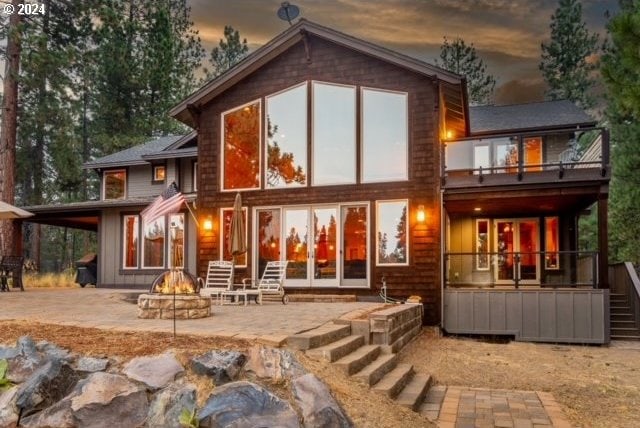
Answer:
443, 288, 610, 344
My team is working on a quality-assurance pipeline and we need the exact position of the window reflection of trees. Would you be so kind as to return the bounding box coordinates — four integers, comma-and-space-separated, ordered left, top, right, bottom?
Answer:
377, 202, 407, 264
223, 103, 260, 190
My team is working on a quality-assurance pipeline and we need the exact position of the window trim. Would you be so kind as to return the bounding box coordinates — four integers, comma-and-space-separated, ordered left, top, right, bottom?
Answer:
311, 80, 357, 187
220, 206, 248, 268
475, 218, 490, 271
545, 216, 560, 270
152, 164, 166, 184
103, 169, 127, 200
375, 199, 410, 266
122, 214, 139, 270
220, 98, 262, 192
141, 215, 167, 269
264, 82, 308, 189
360, 86, 409, 183
192, 160, 198, 192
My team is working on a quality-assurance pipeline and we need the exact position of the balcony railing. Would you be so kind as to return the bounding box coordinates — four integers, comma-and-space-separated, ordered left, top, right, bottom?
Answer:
445, 250, 599, 289
441, 127, 609, 186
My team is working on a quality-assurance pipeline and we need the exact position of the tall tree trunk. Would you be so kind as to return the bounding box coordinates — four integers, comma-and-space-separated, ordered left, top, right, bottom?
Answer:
0, 1, 23, 255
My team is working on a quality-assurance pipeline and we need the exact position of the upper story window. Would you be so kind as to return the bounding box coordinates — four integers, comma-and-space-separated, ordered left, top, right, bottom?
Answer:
103, 170, 126, 200
222, 100, 261, 191
312, 82, 356, 186
152, 165, 166, 183
362, 88, 408, 182
266, 83, 307, 188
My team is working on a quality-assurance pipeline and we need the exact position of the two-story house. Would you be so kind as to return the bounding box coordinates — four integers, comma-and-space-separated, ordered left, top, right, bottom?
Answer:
24, 19, 610, 343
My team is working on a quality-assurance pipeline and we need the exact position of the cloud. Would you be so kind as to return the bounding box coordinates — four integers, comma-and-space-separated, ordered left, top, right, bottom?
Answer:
494, 78, 547, 105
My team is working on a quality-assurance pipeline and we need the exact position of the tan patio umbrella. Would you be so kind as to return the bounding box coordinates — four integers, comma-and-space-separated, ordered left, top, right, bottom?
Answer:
228, 193, 246, 265
0, 200, 33, 254
0, 201, 34, 220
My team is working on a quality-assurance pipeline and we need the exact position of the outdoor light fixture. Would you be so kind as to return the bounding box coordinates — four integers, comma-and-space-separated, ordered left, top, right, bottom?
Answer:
474, 207, 482, 212
417, 205, 426, 223
203, 216, 213, 231
445, 130, 453, 139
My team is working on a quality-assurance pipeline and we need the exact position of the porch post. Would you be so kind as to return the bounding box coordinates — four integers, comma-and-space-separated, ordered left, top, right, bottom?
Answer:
597, 194, 609, 289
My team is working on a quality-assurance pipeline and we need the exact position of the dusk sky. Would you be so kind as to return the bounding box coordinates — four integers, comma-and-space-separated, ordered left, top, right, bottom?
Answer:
188, 0, 618, 105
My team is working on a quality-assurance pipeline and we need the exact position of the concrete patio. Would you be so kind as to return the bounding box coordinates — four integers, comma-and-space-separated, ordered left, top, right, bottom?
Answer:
0, 288, 381, 345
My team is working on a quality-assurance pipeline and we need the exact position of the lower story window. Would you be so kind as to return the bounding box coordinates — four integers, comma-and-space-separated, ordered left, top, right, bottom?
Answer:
545, 216, 560, 269
122, 213, 185, 270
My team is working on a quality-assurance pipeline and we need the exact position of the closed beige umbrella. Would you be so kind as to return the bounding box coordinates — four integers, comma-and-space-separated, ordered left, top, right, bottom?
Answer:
228, 193, 247, 265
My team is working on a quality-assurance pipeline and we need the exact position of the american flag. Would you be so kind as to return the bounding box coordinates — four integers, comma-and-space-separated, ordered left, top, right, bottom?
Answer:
141, 182, 185, 224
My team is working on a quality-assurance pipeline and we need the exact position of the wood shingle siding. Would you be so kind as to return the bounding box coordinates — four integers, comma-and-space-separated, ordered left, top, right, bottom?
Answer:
195, 36, 443, 324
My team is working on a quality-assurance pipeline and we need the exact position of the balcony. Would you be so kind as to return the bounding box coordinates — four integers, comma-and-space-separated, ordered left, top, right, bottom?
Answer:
441, 127, 609, 189
445, 250, 599, 289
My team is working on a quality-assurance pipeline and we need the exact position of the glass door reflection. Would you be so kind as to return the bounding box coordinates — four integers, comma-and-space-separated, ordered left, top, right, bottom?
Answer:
312, 207, 338, 286
284, 209, 309, 284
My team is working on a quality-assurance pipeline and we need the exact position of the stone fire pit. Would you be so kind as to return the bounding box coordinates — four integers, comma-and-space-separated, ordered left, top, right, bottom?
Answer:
137, 294, 211, 319
137, 269, 211, 319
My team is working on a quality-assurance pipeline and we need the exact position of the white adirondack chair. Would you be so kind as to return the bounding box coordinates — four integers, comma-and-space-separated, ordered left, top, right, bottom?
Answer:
198, 261, 234, 302
222, 260, 289, 305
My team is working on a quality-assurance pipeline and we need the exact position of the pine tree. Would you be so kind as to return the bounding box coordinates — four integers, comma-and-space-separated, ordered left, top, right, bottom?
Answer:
205, 25, 248, 80
540, 0, 599, 109
436, 37, 496, 105
601, 1, 640, 263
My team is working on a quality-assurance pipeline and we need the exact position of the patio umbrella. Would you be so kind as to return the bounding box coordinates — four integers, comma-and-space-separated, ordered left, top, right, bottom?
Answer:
0, 201, 34, 220
0, 201, 33, 253
228, 193, 246, 265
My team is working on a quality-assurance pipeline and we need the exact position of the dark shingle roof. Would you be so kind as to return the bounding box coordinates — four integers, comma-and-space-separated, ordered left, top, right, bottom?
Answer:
83, 135, 184, 169
469, 100, 596, 135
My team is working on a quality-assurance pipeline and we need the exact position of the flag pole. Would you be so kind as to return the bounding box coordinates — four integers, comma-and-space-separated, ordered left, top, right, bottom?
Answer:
185, 201, 200, 228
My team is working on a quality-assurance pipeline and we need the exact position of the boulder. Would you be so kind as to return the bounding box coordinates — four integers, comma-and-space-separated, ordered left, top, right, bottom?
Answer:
76, 357, 109, 373
146, 382, 197, 428
22, 372, 148, 428
37, 341, 74, 362
16, 358, 80, 417
293, 373, 352, 428
71, 372, 149, 428
0, 345, 18, 360
0, 386, 19, 428
123, 352, 184, 390
245, 345, 306, 381
7, 337, 46, 383
191, 350, 246, 385
199, 381, 300, 428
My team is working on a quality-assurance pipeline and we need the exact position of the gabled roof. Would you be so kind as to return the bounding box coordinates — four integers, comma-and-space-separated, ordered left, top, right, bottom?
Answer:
469, 100, 596, 135
83, 135, 193, 170
170, 19, 463, 128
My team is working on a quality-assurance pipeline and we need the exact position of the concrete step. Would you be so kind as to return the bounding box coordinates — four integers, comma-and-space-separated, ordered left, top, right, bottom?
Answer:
287, 323, 351, 350
305, 335, 364, 362
352, 353, 398, 387
372, 364, 415, 399
395, 374, 432, 411
334, 345, 381, 376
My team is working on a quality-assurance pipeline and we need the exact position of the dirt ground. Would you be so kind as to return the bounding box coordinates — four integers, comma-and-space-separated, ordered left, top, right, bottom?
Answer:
3, 320, 639, 427
401, 331, 640, 428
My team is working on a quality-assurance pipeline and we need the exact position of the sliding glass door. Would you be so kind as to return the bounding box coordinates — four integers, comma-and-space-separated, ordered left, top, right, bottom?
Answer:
495, 218, 540, 284
255, 204, 368, 287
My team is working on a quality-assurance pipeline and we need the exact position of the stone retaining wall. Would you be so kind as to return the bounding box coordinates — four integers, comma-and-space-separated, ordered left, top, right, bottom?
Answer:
339, 303, 423, 353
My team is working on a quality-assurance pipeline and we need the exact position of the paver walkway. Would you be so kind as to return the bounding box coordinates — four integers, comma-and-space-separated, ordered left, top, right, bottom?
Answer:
0, 288, 379, 344
423, 385, 572, 428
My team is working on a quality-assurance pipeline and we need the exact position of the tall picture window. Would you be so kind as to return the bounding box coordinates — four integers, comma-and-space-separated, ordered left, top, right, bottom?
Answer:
222, 100, 261, 190
475, 219, 489, 270
103, 170, 126, 200
123, 215, 138, 269
142, 216, 166, 268
221, 207, 248, 267
376, 200, 408, 265
256, 208, 281, 278
169, 214, 185, 269
362, 88, 408, 182
312, 82, 356, 185
545, 216, 559, 269
266, 83, 307, 188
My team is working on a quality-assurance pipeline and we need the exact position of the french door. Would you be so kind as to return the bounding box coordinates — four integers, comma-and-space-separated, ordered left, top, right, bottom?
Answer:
255, 204, 368, 287
494, 218, 540, 284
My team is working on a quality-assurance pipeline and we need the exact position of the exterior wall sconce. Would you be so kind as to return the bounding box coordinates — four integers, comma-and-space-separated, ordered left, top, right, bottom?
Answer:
203, 216, 213, 231
417, 205, 426, 223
